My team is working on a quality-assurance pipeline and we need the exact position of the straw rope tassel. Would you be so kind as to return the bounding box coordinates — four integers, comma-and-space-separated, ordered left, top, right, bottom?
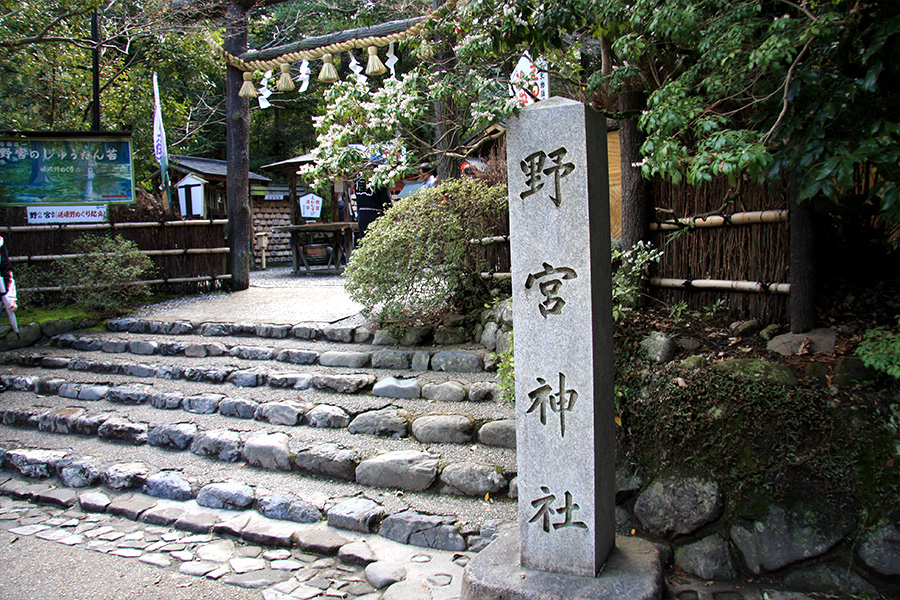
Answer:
277, 62, 295, 91
239, 71, 257, 97
366, 46, 387, 76
318, 54, 339, 82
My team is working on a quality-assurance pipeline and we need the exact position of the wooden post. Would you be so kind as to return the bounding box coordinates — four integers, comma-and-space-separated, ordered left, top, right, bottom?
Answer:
225, 1, 251, 290
789, 175, 816, 333
619, 90, 651, 249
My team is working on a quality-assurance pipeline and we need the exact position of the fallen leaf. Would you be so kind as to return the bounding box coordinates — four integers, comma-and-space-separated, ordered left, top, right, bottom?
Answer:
615, 415, 622, 426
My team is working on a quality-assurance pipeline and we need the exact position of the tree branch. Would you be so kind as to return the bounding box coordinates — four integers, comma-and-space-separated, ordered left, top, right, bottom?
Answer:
762, 37, 812, 144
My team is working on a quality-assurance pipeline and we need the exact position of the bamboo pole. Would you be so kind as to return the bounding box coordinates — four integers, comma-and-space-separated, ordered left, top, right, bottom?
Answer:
10, 248, 230, 262
468, 235, 510, 245
480, 272, 512, 280
21, 274, 232, 293
651, 209, 788, 231
650, 277, 791, 294
0, 219, 228, 234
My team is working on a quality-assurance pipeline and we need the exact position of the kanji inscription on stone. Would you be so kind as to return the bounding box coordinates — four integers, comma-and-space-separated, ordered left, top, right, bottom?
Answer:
508, 97, 615, 577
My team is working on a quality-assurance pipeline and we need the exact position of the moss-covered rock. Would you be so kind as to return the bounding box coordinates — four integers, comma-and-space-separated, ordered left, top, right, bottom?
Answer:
710, 358, 799, 386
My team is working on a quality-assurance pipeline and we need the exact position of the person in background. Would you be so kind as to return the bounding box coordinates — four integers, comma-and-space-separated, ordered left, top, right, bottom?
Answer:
419, 163, 437, 189
0, 235, 17, 313
353, 172, 392, 239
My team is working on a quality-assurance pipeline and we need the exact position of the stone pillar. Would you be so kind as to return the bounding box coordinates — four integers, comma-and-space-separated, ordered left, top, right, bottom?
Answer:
507, 96, 615, 577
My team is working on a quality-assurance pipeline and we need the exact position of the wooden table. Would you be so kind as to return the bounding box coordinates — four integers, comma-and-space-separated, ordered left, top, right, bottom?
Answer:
274, 221, 358, 274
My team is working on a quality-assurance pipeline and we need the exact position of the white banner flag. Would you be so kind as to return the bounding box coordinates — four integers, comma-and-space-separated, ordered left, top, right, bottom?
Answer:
152, 72, 169, 186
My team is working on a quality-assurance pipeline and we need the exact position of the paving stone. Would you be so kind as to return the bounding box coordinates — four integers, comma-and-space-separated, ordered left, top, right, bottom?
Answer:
221, 569, 293, 589
78, 491, 111, 513
190, 429, 244, 462
9, 524, 51, 536
142, 471, 194, 501
229, 345, 275, 361
103, 462, 151, 490
58, 533, 87, 545
196, 539, 237, 562
219, 397, 260, 419
254, 401, 306, 426
147, 392, 184, 410
227, 368, 269, 387
257, 493, 322, 523
338, 540, 377, 566
107, 384, 152, 404
322, 326, 355, 343
291, 323, 322, 339
411, 414, 474, 444
141, 505, 188, 526
421, 381, 468, 402
291, 528, 350, 556
229, 556, 266, 573
37, 528, 79, 541
170, 550, 195, 561
355, 450, 439, 492
183, 343, 207, 358
180, 560, 220, 577
477, 419, 516, 448
197, 482, 255, 510
370, 349, 414, 370
468, 381, 502, 402
173, 511, 221, 534
183, 393, 225, 414
147, 422, 198, 450
438, 461, 506, 497
111, 547, 143, 558
38, 407, 87, 434
364, 562, 406, 589
34, 487, 78, 508
242, 432, 292, 471
293, 443, 360, 481
139, 553, 173, 567
348, 408, 410, 438
270, 559, 305, 571
240, 513, 305, 547
72, 413, 113, 436
266, 372, 313, 389
304, 404, 350, 429
326, 498, 386, 533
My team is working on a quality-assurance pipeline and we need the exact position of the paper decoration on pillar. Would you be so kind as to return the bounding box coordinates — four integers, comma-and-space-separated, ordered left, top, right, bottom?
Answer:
258, 70, 273, 109
295, 59, 310, 93
348, 51, 368, 85
385, 43, 398, 78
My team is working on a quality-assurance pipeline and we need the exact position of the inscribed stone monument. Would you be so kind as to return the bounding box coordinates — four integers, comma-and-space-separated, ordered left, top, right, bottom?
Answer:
508, 96, 615, 577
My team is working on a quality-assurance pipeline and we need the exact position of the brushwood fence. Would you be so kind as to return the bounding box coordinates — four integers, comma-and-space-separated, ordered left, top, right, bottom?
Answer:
1, 219, 231, 299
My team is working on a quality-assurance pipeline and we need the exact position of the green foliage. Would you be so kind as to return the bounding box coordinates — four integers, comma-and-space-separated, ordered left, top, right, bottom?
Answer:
856, 317, 900, 380
55, 234, 154, 315
611, 240, 663, 322
496, 330, 515, 405
343, 178, 507, 326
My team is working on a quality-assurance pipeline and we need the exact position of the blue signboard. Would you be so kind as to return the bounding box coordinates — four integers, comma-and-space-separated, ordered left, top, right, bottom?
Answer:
0, 136, 135, 206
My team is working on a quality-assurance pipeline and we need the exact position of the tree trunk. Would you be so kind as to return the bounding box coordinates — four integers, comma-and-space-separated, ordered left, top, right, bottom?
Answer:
225, 1, 251, 291
789, 175, 816, 333
618, 90, 651, 249
432, 0, 459, 180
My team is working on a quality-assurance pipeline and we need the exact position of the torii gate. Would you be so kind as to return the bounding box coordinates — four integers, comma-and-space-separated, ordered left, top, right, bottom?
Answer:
176, 0, 454, 290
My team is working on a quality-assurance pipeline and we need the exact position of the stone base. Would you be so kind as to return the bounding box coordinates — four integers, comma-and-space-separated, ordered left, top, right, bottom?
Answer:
461, 529, 663, 600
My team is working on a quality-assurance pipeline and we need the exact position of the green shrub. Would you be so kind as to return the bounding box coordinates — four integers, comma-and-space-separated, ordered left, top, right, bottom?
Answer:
856, 317, 900, 379
344, 178, 508, 326
55, 234, 155, 315
611, 240, 663, 322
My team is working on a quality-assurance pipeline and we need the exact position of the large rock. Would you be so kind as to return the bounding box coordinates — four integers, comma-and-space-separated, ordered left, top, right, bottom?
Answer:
190, 429, 244, 462
226, 368, 268, 387
355, 450, 439, 492
783, 564, 878, 598
633, 476, 723, 539
148, 391, 184, 410
730, 503, 853, 574
857, 523, 900, 577
142, 471, 193, 501
477, 420, 516, 448
641, 331, 678, 363
348, 408, 410, 438
767, 328, 836, 357
57, 456, 103, 487
107, 384, 152, 404
379, 511, 466, 551
372, 377, 420, 399
304, 404, 350, 429
243, 432, 292, 471
38, 407, 86, 434
292, 443, 359, 481
197, 482, 255, 510
275, 349, 319, 365
411, 414, 474, 444
219, 397, 260, 419
431, 350, 483, 373
675, 534, 736, 580
371, 349, 413, 370
256, 493, 322, 523
183, 393, 224, 414
311, 374, 376, 394
468, 381, 502, 402
254, 400, 306, 426
319, 351, 371, 368
97, 417, 148, 445
147, 422, 198, 450
102, 461, 151, 490
228, 345, 274, 360
326, 497, 387, 533
6, 449, 68, 478
710, 359, 799, 386
421, 381, 467, 403
439, 461, 506, 497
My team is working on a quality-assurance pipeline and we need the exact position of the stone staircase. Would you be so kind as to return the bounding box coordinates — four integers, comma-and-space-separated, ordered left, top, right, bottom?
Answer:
0, 317, 518, 598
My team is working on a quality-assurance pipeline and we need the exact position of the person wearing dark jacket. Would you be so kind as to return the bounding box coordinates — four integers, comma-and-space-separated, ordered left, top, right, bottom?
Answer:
353, 173, 392, 239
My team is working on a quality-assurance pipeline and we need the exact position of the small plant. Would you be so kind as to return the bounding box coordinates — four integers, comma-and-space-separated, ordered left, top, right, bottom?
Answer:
497, 331, 515, 405
668, 300, 689, 325
855, 317, 900, 380
54, 234, 155, 315
611, 240, 664, 322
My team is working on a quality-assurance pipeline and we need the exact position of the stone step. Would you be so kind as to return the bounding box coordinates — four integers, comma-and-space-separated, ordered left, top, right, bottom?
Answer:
54, 331, 493, 376
0, 471, 478, 598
